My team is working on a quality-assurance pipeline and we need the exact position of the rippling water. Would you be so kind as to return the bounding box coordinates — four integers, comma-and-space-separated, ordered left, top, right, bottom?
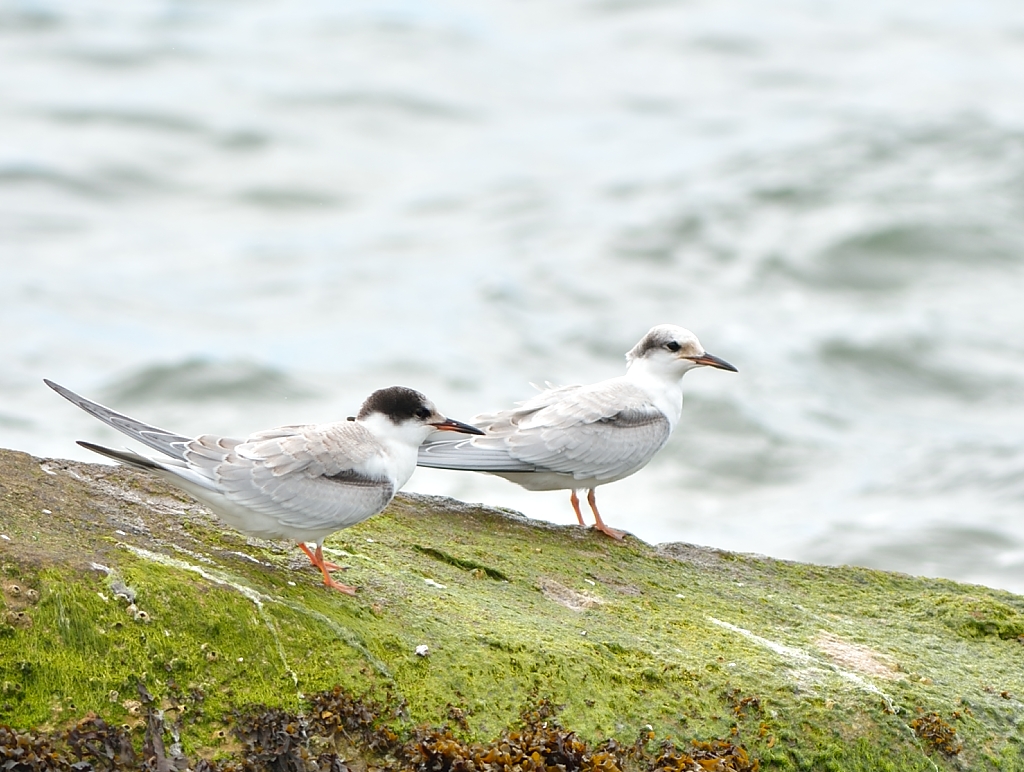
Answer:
4, 0, 1024, 591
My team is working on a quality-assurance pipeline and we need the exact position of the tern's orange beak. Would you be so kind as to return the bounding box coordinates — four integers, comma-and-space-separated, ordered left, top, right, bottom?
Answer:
688, 351, 738, 372
430, 417, 485, 435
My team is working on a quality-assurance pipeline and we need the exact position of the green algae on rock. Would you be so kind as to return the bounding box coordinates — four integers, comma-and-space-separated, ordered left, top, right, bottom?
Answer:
2, 447, 1024, 770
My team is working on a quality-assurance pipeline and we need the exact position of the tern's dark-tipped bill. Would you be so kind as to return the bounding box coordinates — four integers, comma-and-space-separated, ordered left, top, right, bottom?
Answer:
431, 417, 485, 435
689, 351, 738, 372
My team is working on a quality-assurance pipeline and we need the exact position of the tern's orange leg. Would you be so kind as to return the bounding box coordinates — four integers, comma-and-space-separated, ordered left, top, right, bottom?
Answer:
569, 490, 587, 526
299, 542, 341, 572
587, 488, 626, 541
310, 544, 357, 595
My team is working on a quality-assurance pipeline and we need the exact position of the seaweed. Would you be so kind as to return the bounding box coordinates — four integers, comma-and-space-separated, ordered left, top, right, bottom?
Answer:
909, 710, 962, 758
0, 688, 756, 772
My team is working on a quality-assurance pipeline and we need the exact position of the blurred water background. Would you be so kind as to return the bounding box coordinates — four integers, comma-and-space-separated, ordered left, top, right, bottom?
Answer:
4, 0, 1024, 591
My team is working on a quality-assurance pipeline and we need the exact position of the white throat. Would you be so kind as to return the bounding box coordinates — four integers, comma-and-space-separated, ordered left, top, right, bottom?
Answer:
623, 356, 691, 429
357, 412, 431, 487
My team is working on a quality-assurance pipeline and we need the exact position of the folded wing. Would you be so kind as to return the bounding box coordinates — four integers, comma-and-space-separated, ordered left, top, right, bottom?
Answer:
187, 422, 395, 532
418, 381, 671, 482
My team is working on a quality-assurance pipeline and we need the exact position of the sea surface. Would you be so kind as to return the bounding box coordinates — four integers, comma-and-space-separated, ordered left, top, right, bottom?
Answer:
4, 0, 1024, 591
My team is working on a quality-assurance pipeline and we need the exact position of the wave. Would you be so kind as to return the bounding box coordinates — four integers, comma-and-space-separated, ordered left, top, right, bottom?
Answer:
100, 359, 317, 404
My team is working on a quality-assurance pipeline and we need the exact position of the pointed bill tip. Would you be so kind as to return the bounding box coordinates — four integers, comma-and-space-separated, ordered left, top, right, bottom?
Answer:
690, 352, 738, 372
430, 417, 485, 435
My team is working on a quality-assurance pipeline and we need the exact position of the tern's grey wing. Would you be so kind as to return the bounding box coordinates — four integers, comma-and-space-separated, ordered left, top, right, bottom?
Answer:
415, 386, 583, 472
185, 422, 395, 533
418, 381, 671, 482
488, 381, 671, 481
417, 438, 537, 472
45, 379, 194, 461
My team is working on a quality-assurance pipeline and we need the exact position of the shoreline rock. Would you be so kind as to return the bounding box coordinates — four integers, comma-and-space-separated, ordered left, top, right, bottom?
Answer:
2, 447, 1024, 770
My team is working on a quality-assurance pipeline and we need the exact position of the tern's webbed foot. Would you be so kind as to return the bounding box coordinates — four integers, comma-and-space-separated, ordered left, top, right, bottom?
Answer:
593, 523, 627, 541
323, 577, 358, 595
305, 543, 356, 594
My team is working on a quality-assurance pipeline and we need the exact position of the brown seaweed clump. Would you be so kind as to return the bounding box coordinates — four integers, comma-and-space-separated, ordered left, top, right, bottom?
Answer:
0, 687, 757, 772
909, 710, 962, 757
66, 715, 139, 770
0, 724, 74, 772
0, 716, 141, 772
309, 695, 757, 772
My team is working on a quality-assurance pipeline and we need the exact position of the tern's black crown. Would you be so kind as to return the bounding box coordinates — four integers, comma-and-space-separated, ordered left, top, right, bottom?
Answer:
357, 386, 432, 422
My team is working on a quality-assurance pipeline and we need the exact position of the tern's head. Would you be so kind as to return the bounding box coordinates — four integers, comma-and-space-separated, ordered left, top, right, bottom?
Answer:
356, 386, 483, 445
625, 324, 738, 379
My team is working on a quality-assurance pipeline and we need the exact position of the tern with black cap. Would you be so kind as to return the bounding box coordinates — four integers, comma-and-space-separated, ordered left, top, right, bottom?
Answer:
45, 379, 482, 593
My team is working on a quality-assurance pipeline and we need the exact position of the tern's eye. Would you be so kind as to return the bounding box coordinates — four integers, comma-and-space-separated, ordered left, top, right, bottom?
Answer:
415, 406, 432, 420
665, 340, 681, 352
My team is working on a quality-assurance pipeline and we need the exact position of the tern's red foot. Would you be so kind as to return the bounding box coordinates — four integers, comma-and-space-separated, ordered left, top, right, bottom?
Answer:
322, 577, 358, 595
593, 523, 627, 541
299, 542, 342, 572
587, 489, 627, 541
307, 544, 357, 594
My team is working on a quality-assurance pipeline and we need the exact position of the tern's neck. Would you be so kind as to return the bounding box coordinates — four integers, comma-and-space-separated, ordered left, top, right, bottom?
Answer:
357, 413, 426, 487
623, 357, 690, 428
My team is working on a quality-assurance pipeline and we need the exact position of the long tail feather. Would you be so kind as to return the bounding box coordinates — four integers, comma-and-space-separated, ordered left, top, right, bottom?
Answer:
45, 379, 191, 461
77, 440, 163, 471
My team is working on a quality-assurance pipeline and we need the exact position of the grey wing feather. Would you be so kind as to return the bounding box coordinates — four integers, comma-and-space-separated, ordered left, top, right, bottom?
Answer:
188, 423, 394, 532
416, 384, 579, 472
45, 379, 195, 462
507, 383, 671, 480
76, 441, 165, 472
418, 438, 537, 472
419, 381, 671, 481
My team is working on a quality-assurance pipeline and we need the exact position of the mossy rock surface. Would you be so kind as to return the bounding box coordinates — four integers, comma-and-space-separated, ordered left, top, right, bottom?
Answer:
2, 447, 1024, 770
